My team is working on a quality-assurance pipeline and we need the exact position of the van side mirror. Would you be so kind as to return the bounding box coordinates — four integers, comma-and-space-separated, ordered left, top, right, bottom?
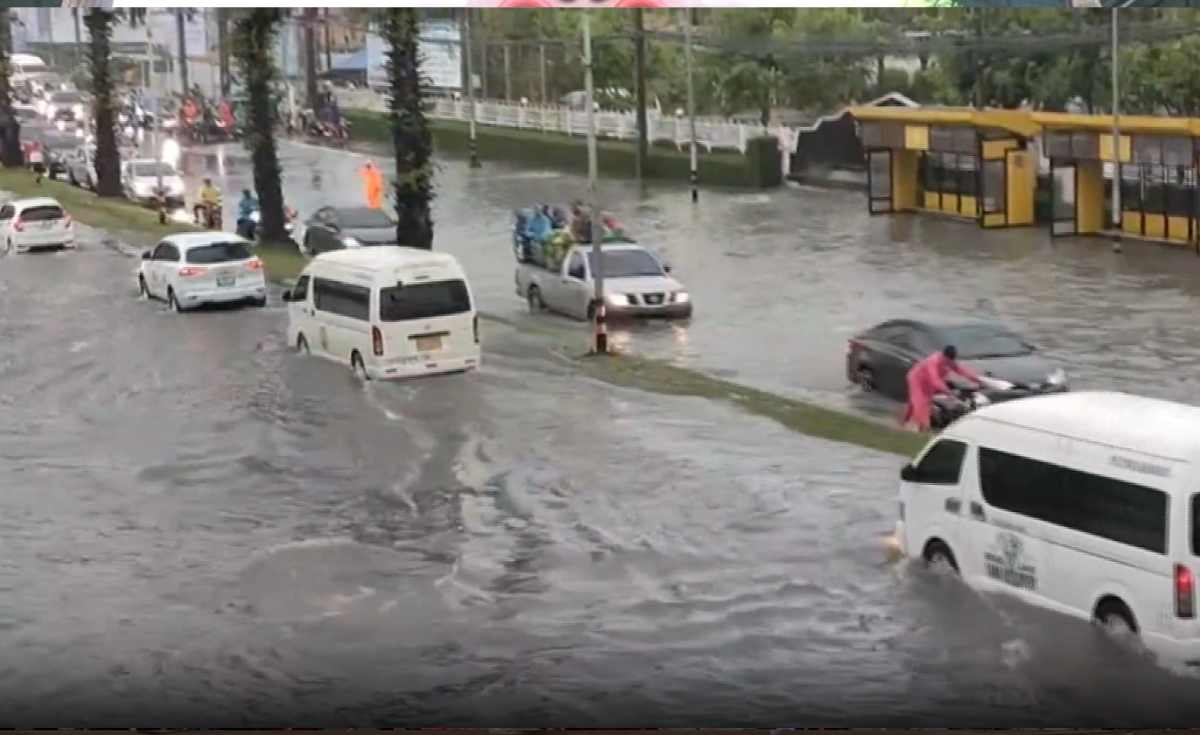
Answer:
663, 264, 672, 273
281, 289, 298, 302
900, 463, 917, 482
141, 251, 152, 260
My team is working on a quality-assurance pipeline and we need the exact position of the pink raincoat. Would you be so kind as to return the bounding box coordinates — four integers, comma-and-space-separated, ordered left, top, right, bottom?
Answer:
901, 352, 981, 431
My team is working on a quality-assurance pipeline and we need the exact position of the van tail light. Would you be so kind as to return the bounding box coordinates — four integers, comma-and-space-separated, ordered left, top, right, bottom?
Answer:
178, 266, 205, 277
11, 218, 23, 232
1176, 564, 1195, 619
245, 258, 263, 271
372, 326, 384, 357
473, 315, 479, 344
62, 215, 72, 229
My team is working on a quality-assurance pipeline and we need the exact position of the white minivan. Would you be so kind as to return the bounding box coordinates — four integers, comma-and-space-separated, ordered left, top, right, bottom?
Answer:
897, 390, 1200, 666
283, 247, 480, 380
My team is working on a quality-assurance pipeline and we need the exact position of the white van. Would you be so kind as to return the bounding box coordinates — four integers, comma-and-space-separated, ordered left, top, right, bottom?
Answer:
282, 247, 480, 380
896, 391, 1200, 665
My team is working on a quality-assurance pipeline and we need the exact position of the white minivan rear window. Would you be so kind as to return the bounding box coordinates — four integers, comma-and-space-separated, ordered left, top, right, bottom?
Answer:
380, 280, 471, 322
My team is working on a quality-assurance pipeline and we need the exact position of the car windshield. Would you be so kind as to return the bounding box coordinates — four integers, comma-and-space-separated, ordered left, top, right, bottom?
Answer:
942, 325, 1033, 359
585, 249, 664, 278
133, 162, 176, 178
379, 280, 471, 322
337, 208, 394, 229
187, 242, 252, 264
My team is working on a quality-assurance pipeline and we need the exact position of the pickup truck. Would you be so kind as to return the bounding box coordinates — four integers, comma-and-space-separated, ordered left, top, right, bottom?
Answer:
515, 242, 692, 321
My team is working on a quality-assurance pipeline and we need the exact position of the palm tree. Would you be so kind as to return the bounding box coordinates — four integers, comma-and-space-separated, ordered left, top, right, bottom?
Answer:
0, 10, 22, 168
84, 8, 121, 197
232, 9, 287, 243
381, 9, 434, 250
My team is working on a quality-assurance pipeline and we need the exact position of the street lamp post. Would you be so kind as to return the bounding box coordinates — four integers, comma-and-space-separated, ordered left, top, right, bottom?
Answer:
684, 10, 697, 203
463, 10, 480, 169
1111, 7, 1122, 253
583, 12, 605, 355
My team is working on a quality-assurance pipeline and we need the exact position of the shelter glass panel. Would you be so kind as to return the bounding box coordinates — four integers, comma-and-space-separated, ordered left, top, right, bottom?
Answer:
1045, 131, 1072, 159
1071, 132, 1099, 160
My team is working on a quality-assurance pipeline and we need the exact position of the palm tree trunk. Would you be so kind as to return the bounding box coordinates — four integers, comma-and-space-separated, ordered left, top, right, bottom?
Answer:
176, 10, 189, 94
217, 9, 230, 97
233, 9, 286, 242
0, 11, 22, 168
382, 9, 434, 250
304, 8, 319, 108
85, 9, 121, 197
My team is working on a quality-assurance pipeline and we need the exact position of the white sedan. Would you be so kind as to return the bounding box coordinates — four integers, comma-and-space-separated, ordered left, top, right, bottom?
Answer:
0, 197, 76, 253
137, 232, 267, 312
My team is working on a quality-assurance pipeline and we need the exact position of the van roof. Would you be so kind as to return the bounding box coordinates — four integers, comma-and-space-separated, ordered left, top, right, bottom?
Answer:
967, 391, 1200, 462
315, 246, 460, 270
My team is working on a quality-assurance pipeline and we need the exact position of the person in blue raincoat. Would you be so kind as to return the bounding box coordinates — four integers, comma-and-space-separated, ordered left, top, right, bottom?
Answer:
525, 205, 552, 243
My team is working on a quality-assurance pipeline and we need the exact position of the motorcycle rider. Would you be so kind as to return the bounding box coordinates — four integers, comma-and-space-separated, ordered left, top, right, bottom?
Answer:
194, 178, 222, 228
236, 188, 259, 239
900, 345, 982, 432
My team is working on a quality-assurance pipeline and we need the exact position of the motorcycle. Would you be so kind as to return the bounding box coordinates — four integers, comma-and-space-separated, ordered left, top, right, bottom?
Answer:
194, 202, 223, 230
237, 207, 297, 241
929, 375, 1013, 430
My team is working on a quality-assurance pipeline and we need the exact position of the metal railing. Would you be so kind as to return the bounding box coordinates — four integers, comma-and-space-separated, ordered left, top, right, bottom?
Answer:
338, 88, 799, 156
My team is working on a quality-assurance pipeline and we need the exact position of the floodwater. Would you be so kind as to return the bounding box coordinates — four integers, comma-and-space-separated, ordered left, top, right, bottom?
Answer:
4, 133, 1200, 725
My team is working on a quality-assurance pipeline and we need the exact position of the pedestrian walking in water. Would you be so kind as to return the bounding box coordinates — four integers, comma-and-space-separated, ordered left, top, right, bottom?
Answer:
360, 161, 384, 209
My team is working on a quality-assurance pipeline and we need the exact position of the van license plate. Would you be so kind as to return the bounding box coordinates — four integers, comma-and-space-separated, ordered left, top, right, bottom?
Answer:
415, 335, 442, 352
217, 275, 235, 287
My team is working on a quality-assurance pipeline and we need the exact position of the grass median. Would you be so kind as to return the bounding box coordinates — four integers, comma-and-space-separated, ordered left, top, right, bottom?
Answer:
572, 350, 927, 458
0, 167, 308, 284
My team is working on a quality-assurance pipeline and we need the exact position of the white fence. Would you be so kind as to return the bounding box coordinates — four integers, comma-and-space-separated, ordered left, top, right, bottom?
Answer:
339, 89, 799, 157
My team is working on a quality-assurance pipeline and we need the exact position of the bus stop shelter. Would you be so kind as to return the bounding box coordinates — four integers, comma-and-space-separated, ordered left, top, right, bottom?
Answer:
850, 107, 1039, 229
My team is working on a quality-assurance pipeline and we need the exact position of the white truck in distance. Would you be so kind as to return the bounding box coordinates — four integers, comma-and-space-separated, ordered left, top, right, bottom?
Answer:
515, 243, 692, 322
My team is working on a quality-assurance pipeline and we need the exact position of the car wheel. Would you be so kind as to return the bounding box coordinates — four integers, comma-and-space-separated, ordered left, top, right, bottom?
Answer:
351, 351, 369, 381
922, 540, 959, 575
857, 366, 876, 392
167, 288, 184, 313
527, 285, 545, 312
585, 301, 597, 322
1094, 598, 1139, 640
137, 275, 149, 299
296, 334, 310, 354
253, 296, 267, 308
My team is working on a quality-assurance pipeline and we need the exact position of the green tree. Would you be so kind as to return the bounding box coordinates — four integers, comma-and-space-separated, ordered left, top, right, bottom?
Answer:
380, 8, 434, 250
232, 9, 287, 242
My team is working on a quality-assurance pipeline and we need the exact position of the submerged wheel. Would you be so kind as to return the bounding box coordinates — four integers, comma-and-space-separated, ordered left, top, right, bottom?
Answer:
296, 334, 309, 354
351, 351, 369, 381
527, 285, 545, 312
923, 540, 959, 575
138, 275, 149, 299
167, 288, 183, 313
1094, 598, 1138, 638
857, 366, 876, 392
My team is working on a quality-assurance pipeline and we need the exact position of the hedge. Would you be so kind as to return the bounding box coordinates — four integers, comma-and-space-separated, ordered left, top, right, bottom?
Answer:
345, 109, 781, 189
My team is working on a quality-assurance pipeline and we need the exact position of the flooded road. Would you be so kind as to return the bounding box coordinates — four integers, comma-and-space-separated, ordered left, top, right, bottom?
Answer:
6, 135, 1200, 724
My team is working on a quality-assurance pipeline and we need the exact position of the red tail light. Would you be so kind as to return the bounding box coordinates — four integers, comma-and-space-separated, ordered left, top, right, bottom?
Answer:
245, 258, 263, 271
1177, 564, 1194, 619
178, 266, 205, 277
473, 315, 479, 344
11, 218, 23, 232
372, 326, 384, 357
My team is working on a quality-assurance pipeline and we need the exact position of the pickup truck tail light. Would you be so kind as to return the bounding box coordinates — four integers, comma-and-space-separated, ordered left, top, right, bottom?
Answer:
245, 258, 263, 271
1177, 564, 1195, 619
372, 326, 384, 357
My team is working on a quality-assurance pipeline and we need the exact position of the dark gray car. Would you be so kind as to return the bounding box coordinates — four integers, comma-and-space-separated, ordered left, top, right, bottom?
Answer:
846, 319, 1069, 402
301, 206, 399, 255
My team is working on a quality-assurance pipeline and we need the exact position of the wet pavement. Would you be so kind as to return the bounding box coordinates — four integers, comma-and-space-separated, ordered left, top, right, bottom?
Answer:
5, 131, 1200, 725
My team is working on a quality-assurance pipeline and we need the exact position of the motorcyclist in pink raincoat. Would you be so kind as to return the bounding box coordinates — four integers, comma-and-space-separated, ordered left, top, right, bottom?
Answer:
901, 345, 982, 431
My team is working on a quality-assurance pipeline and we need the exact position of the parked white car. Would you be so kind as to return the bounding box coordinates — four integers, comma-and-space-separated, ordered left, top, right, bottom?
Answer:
122, 159, 186, 208
0, 197, 76, 253
137, 233, 267, 312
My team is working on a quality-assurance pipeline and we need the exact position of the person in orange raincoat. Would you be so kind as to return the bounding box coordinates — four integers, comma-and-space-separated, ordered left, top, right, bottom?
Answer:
900, 345, 981, 432
360, 161, 384, 209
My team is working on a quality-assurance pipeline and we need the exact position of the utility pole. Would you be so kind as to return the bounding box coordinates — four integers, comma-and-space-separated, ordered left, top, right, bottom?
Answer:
217, 8, 228, 96
633, 8, 648, 185
539, 43, 546, 104
684, 9, 698, 203
304, 7, 318, 107
583, 12, 605, 355
72, 8, 81, 72
463, 9, 480, 168
176, 10, 189, 95
503, 41, 511, 101
1111, 7, 1122, 253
